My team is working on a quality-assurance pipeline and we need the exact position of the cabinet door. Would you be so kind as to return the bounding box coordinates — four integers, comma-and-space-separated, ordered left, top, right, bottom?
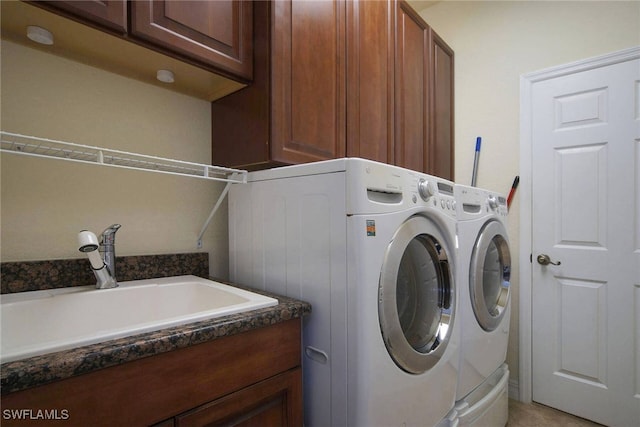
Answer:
394, 0, 430, 173
429, 30, 454, 180
271, 0, 347, 165
31, 0, 127, 33
131, 0, 252, 80
175, 368, 303, 427
346, 0, 395, 164
211, 0, 271, 169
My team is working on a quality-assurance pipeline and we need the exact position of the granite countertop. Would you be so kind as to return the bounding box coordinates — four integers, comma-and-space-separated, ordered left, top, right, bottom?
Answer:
1, 281, 311, 395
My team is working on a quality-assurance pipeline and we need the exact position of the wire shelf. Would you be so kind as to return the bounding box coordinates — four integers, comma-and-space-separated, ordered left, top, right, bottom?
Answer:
0, 131, 247, 184
1, 131, 248, 248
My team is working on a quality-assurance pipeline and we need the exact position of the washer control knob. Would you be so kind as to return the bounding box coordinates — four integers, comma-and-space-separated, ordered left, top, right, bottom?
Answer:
488, 195, 498, 210
418, 178, 434, 201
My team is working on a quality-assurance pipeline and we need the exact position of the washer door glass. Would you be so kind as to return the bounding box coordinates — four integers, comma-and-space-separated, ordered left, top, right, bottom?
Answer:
470, 220, 511, 332
378, 216, 454, 374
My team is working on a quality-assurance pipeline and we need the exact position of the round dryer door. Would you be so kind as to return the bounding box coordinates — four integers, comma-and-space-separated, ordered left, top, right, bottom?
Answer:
378, 216, 455, 375
470, 220, 511, 332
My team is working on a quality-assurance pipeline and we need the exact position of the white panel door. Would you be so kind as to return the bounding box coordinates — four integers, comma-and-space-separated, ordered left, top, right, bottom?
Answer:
531, 56, 640, 426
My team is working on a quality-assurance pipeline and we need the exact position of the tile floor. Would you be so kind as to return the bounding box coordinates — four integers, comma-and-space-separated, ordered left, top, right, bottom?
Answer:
507, 399, 603, 426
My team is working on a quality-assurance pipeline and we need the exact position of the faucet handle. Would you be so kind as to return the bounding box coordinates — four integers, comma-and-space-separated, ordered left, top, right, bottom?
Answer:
100, 224, 121, 245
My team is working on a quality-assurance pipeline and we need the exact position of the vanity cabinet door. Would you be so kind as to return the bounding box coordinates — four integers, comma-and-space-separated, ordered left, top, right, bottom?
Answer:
130, 0, 253, 80
174, 368, 302, 427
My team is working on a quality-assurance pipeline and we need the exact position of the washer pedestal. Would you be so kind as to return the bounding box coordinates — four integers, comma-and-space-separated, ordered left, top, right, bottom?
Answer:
438, 364, 509, 427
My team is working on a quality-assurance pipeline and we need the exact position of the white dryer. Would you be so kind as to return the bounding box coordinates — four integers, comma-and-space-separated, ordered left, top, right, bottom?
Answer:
229, 158, 460, 427
450, 184, 512, 426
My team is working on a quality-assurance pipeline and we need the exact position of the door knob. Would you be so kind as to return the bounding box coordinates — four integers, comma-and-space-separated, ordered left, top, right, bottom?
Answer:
537, 254, 561, 266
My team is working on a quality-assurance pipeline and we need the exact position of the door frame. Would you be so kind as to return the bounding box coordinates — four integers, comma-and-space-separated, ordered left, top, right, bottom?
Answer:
518, 46, 640, 404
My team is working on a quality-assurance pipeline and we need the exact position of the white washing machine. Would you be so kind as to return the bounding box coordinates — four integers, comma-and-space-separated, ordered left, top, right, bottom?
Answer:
448, 184, 512, 427
229, 158, 460, 427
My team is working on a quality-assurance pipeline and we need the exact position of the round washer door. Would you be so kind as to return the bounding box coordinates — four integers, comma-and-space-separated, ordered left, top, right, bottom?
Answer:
470, 220, 511, 332
378, 215, 455, 374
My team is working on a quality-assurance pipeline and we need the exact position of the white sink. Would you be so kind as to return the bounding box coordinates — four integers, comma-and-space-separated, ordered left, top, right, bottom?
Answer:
0, 275, 278, 363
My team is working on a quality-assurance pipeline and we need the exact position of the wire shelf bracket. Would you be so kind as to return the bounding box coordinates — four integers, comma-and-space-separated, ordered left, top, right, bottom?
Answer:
0, 131, 247, 248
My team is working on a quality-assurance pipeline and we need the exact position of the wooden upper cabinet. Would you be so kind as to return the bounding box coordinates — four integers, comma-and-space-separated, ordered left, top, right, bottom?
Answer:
394, 0, 429, 174
211, 0, 453, 176
211, 1, 271, 169
130, 0, 253, 80
270, 0, 347, 165
429, 30, 455, 181
212, 0, 346, 169
31, 0, 127, 33
346, 0, 395, 164
393, 0, 454, 180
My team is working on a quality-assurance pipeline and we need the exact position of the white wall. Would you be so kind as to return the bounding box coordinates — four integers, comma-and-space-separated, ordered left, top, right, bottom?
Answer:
1, 40, 229, 278
415, 0, 640, 391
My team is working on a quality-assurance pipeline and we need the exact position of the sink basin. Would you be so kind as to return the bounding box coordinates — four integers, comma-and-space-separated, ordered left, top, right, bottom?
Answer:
0, 275, 278, 363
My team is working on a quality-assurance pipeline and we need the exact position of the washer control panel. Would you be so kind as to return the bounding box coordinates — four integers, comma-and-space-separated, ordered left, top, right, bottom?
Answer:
417, 178, 435, 201
353, 159, 456, 215
412, 175, 456, 215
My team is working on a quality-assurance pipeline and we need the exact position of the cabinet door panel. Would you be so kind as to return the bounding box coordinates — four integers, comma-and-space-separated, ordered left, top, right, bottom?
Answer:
271, 0, 347, 164
430, 30, 454, 180
394, 0, 429, 173
164, 1, 233, 47
175, 369, 303, 427
211, 1, 271, 169
131, 0, 252, 79
346, 0, 394, 163
32, 0, 127, 33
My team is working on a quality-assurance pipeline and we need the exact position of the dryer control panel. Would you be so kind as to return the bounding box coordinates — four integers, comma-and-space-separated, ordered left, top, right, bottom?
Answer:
488, 195, 508, 216
455, 184, 509, 220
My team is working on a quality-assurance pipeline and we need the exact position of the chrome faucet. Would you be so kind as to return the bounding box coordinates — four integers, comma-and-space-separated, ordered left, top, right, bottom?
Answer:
100, 224, 121, 281
77, 224, 121, 289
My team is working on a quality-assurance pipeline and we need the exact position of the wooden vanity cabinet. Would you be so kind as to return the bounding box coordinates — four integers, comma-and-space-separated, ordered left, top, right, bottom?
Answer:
1, 319, 302, 427
168, 368, 301, 426
211, 0, 454, 179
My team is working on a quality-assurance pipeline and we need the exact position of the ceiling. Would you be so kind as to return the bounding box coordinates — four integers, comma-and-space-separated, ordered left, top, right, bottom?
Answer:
407, 1, 441, 12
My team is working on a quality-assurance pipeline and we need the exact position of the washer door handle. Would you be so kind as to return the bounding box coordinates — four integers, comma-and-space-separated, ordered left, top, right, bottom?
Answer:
537, 254, 561, 266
